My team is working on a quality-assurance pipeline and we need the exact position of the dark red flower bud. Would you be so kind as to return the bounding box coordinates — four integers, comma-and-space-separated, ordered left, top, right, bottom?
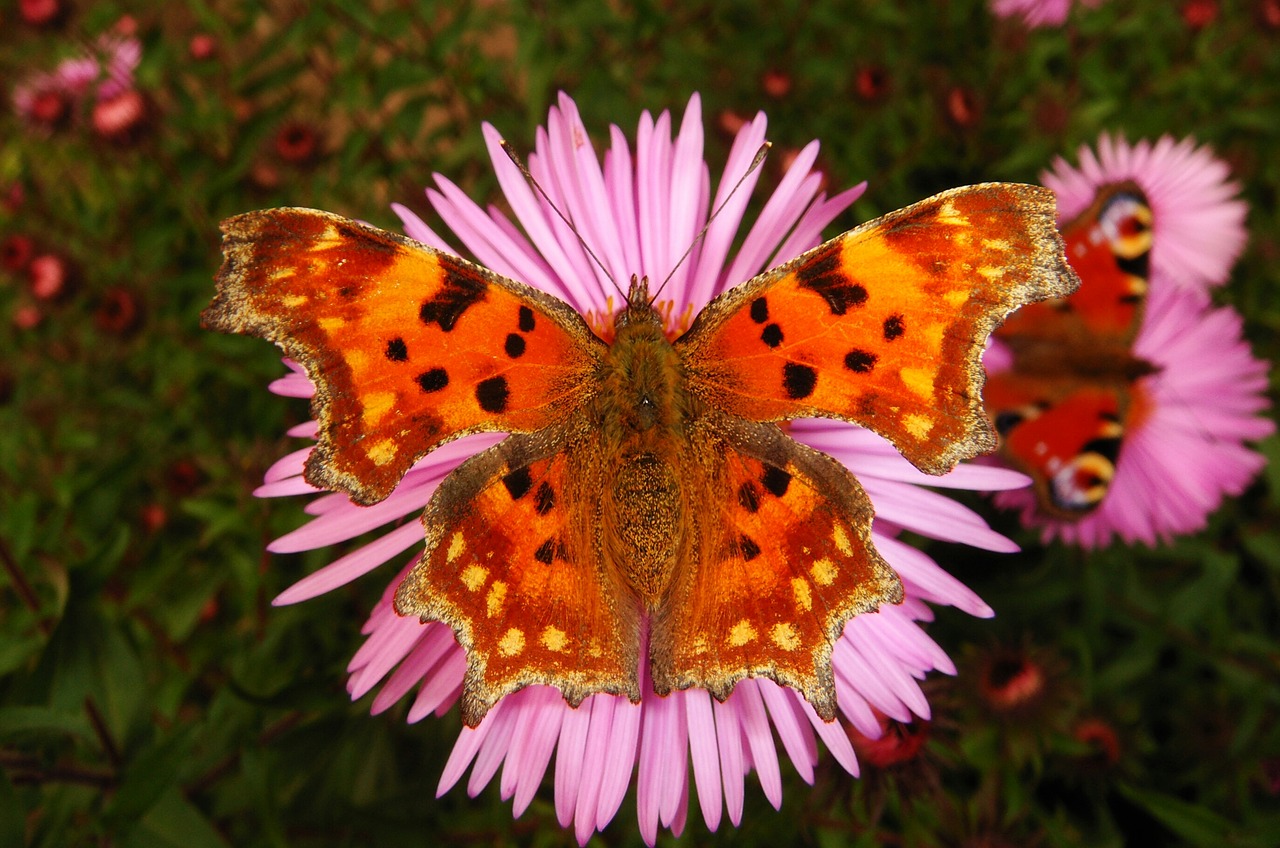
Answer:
854, 65, 890, 102
1073, 718, 1121, 767
2, 236, 35, 273
189, 33, 218, 61
274, 121, 320, 165
19, 0, 65, 27
761, 69, 792, 98
1182, 0, 1218, 29
93, 286, 143, 336
851, 710, 930, 768
979, 650, 1045, 711
945, 86, 982, 129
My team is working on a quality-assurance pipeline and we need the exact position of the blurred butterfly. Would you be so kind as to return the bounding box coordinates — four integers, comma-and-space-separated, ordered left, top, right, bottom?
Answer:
984, 183, 1159, 517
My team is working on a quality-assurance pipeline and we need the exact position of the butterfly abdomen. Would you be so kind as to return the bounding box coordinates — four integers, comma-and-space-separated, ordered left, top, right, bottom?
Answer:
596, 305, 697, 607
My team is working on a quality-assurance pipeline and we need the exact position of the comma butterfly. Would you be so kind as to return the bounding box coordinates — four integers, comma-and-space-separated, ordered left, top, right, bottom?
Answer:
204, 182, 1078, 727
984, 183, 1158, 518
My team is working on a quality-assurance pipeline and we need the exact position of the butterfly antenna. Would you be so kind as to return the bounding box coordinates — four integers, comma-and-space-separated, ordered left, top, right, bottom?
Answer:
499, 140, 627, 301
649, 141, 772, 305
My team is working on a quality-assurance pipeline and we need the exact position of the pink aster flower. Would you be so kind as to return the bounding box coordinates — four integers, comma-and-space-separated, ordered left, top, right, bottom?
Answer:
257, 92, 1028, 843
988, 133, 1269, 547
993, 282, 1273, 547
11, 34, 141, 126
1042, 134, 1247, 295
989, 0, 1102, 28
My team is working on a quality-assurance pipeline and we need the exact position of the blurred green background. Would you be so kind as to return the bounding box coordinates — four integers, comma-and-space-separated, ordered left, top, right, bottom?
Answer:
2, 1, 1279, 845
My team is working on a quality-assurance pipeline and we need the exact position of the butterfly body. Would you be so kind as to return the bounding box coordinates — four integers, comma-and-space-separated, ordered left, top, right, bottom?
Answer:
594, 279, 696, 605
205, 182, 1078, 726
985, 183, 1157, 518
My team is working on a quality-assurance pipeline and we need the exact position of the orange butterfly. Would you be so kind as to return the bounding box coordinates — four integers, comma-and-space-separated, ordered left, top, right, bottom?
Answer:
984, 183, 1156, 518
204, 183, 1078, 727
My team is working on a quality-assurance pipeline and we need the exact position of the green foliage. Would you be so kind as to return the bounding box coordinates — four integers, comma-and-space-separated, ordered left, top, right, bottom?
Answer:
2, 0, 1278, 845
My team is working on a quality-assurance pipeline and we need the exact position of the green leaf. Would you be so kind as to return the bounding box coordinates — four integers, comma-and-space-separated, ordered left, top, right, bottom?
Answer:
1115, 783, 1239, 847
122, 787, 231, 848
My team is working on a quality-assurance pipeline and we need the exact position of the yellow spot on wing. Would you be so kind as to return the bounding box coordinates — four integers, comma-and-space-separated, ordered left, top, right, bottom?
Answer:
771, 623, 800, 651
944, 289, 969, 308
447, 532, 467, 564
832, 525, 853, 557
792, 578, 813, 611
903, 413, 934, 440
362, 391, 396, 426
935, 201, 968, 226
982, 238, 1012, 252
541, 626, 568, 652
811, 557, 837, 586
280, 291, 305, 305
978, 265, 1005, 281
366, 438, 398, 466
486, 581, 507, 617
318, 316, 345, 334
729, 619, 757, 646
498, 627, 525, 656
459, 564, 487, 591
900, 366, 937, 402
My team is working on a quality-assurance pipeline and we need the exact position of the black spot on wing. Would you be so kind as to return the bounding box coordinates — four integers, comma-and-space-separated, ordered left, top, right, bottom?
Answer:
782, 362, 817, 399
761, 465, 791, 498
534, 538, 556, 564
1080, 436, 1122, 465
476, 375, 510, 413
518, 305, 536, 332
750, 297, 769, 323
385, 337, 409, 361
737, 481, 761, 513
502, 466, 533, 500
739, 535, 761, 562
795, 241, 867, 315
504, 333, 526, 358
1115, 252, 1149, 280
883, 314, 904, 341
419, 257, 487, 332
417, 368, 449, 393
844, 349, 878, 373
761, 323, 783, 348
534, 481, 555, 515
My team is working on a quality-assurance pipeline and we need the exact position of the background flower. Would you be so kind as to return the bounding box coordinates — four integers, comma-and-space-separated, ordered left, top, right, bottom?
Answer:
992, 282, 1273, 547
989, 0, 1103, 28
1042, 134, 1248, 295
260, 93, 1028, 844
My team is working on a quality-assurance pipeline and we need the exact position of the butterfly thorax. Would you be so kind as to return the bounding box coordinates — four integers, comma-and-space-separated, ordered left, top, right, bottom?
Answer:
593, 278, 698, 608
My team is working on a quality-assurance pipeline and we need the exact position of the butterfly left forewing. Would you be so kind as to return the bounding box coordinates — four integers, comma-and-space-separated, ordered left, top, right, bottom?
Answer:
203, 208, 604, 505
678, 183, 1079, 477
651, 416, 902, 720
